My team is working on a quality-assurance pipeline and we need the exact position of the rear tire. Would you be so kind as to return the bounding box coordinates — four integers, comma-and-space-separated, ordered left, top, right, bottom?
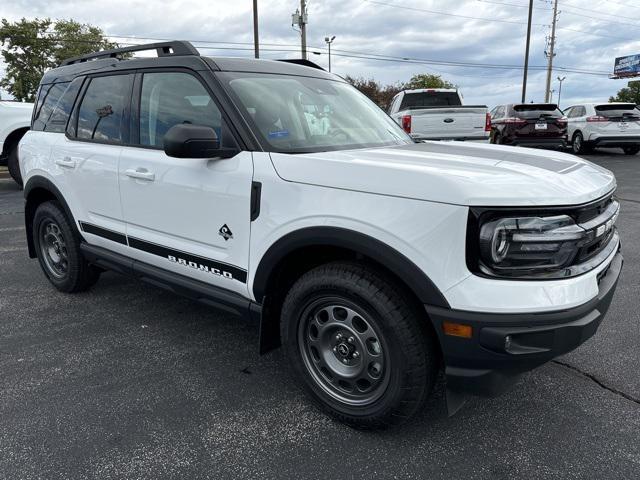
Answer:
491, 131, 501, 145
572, 132, 592, 154
33, 201, 100, 292
7, 144, 23, 188
280, 261, 438, 429
623, 146, 640, 155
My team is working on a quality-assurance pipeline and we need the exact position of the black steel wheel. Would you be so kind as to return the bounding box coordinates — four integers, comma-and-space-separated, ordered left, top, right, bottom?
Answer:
281, 261, 438, 429
298, 299, 390, 406
33, 201, 100, 292
623, 146, 640, 155
39, 220, 69, 279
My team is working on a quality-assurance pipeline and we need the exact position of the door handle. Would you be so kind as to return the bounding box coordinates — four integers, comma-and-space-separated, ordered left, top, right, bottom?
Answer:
55, 156, 77, 168
125, 168, 155, 181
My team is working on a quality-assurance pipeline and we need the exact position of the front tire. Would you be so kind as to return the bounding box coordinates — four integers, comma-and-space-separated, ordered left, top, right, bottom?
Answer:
33, 201, 100, 292
623, 146, 640, 155
7, 144, 23, 188
281, 262, 438, 429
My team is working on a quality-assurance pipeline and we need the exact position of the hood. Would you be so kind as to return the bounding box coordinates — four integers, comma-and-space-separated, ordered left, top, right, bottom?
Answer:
269, 142, 616, 206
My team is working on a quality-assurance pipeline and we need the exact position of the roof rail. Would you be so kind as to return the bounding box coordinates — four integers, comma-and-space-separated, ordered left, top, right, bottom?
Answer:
60, 41, 199, 66
277, 59, 325, 71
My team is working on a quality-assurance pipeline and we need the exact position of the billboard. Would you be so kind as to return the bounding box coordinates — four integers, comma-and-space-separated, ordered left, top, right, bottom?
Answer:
614, 54, 640, 78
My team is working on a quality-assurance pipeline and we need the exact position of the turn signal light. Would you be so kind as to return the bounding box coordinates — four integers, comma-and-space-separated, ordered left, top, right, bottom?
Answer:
442, 321, 473, 339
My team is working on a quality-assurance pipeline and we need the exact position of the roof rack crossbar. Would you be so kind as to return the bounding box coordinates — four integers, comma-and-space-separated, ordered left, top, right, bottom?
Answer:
60, 41, 199, 66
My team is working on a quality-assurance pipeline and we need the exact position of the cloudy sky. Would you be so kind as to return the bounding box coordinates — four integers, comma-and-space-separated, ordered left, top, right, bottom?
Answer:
2, 0, 640, 107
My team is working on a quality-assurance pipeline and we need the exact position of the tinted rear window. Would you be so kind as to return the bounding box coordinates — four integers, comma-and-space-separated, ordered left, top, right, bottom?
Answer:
76, 74, 132, 143
32, 83, 69, 131
513, 104, 563, 118
595, 104, 640, 118
400, 92, 462, 109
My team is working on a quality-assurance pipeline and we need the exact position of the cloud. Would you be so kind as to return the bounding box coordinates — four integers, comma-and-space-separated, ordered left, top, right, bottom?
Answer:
2, 0, 640, 107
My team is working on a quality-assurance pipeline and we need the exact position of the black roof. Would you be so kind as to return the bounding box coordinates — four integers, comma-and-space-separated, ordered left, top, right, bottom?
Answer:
40, 40, 337, 85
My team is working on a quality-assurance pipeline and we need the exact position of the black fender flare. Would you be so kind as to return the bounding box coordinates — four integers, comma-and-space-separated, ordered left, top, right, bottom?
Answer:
252, 226, 450, 308
24, 175, 80, 258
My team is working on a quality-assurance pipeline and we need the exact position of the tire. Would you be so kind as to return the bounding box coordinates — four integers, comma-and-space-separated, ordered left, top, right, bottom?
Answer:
572, 132, 592, 154
280, 261, 438, 429
623, 146, 640, 155
491, 132, 501, 145
33, 201, 100, 292
7, 144, 23, 188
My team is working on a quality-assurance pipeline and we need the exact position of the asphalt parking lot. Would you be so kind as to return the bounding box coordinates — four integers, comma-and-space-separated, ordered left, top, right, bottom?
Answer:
1, 150, 639, 480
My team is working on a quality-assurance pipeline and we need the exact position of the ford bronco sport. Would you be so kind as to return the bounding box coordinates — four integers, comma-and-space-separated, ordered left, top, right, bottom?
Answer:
19, 41, 622, 429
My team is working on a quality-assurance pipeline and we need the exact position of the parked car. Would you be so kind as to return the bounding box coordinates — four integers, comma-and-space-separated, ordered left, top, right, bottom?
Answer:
564, 103, 640, 155
490, 103, 567, 148
388, 88, 490, 141
0, 100, 33, 186
20, 41, 622, 429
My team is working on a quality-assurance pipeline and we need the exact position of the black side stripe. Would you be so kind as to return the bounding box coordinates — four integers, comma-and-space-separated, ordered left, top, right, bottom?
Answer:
78, 221, 247, 283
79, 222, 127, 245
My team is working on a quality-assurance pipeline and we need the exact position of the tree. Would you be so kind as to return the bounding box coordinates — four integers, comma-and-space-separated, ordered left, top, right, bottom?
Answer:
345, 73, 456, 109
0, 18, 118, 102
609, 81, 640, 104
404, 73, 456, 90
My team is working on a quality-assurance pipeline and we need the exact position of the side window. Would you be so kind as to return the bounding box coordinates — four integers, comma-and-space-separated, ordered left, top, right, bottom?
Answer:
44, 77, 84, 133
32, 82, 69, 131
578, 106, 586, 117
563, 107, 573, 118
76, 75, 132, 143
139, 72, 222, 148
494, 106, 505, 118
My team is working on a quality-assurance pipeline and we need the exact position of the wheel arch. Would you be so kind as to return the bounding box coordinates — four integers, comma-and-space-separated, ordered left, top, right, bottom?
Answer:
1, 126, 29, 158
24, 175, 80, 259
253, 226, 449, 353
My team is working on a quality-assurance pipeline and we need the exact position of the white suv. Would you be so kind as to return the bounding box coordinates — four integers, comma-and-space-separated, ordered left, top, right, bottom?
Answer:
565, 102, 640, 155
19, 42, 622, 428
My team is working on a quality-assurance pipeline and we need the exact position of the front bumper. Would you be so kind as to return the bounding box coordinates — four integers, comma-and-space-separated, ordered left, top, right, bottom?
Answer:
425, 250, 623, 397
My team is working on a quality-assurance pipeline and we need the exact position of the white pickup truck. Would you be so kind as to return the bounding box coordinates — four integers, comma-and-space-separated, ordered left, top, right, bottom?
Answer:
388, 88, 490, 141
0, 100, 33, 186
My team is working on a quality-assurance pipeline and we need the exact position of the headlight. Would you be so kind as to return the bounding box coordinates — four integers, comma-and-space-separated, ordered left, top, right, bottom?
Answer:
472, 199, 619, 279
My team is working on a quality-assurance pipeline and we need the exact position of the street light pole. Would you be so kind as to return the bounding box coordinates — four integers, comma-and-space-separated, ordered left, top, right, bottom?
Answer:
557, 76, 566, 108
521, 0, 533, 103
324, 35, 335, 72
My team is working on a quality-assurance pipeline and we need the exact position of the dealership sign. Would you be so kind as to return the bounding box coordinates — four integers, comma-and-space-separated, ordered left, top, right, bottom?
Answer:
614, 54, 640, 78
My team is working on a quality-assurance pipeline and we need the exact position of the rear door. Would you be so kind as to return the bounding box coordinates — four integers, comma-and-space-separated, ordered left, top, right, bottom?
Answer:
52, 73, 133, 255
118, 69, 253, 296
511, 104, 567, 139
594, 104, 640, 137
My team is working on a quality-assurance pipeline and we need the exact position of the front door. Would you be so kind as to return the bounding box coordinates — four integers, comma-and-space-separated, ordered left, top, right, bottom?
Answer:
118, 70, 253, 296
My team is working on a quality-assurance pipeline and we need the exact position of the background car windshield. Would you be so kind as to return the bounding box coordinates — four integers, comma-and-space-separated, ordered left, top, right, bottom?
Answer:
595, 104, 640, 119
219, 72, 412, 153
513, 104, 563, 118
400, 92, 461, 109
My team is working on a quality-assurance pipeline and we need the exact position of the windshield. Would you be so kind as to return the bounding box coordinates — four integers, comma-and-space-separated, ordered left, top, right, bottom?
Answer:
595, 104, 640, 119
513, 104, 563, 118
400, 92, 461, 109
218, 72, 412, 153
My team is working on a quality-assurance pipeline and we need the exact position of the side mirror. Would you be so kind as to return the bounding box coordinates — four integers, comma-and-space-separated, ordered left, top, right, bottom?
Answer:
163, 124, 237, 159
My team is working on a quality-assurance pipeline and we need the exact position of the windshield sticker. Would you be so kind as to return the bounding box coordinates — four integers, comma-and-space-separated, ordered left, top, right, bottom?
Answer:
268, 129, 289, 139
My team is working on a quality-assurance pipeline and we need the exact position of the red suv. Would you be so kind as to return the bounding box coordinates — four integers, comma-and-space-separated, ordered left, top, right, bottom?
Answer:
490, 103, 568, 148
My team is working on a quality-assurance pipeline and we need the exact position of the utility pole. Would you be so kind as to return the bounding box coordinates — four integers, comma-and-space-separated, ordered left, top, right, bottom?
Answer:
253, 0, 259, 58
292, 1, 308, 59
544, 0, 559, 103
521, 0, 533, 103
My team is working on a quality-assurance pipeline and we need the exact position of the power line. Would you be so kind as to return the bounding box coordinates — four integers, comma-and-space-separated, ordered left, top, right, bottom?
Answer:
365, 0, 639, 41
